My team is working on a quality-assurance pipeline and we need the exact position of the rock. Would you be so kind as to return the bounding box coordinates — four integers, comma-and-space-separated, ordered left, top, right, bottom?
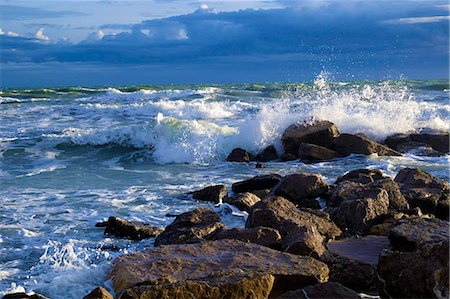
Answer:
397, 142, 440, 156
282, 120, 340, 155
276, 282, 361, 299
98, 217, 164, 241
2, 294, 49, 299
272, 173, 329, 209
226, 148, 253, 162
281, 226, 326, 258
251, 189, 272, 199
378, 217, 449, 298
334, 133, 402, 156
213, 227, 282, 249
335, 168, 385, 185
323, 236, 389, 293
189, 185, 227, 204
246, 196, 341, 240
385, 130, 449, 154
255, 145, 279, 162
154, 208, 226, 246
82, 286, 113, 299
370, 178, 409, 211
231, 174, 282, 193
395, 168, 449, 219
223, 192, 261, 212
298, 143, 342, 162
279, 153, 297, 161
255, 162, 266, 169
109, 239, 329, 296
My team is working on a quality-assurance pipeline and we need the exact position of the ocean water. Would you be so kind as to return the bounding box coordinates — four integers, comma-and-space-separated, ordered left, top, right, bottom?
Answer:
0, 75, 449, 298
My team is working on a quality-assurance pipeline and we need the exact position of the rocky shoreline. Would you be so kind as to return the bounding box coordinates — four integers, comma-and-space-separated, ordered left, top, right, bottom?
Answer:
4, 120, 448, 299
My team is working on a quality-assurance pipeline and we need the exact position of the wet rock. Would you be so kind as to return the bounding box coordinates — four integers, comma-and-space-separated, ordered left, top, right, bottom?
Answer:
97, 216, 164, 241
2, 294, 49, 299
279, 153, 297, 161
335, 168, 385, 185
189, 185, 227, 204
298, 143, 342, 162
385, 130, 449, 154
213, 227, 282, 249
223, 192, 261, 212
272, 173, 329, 209
276, 282, 361, 299
232, 174, 282, 193
323, 235, 389, 293
395, 168, 449, 219
255, 145, 279, 162
226, 148, 254, 162
368, 213, 406, 236
82, 286, 113, 299
251, 189, 272, 199
370, 178, 409, 211
378, 217, 449, 298
282, 120, 340, 155
397, 142, 440, 156
281, 226, 326, 258
334, 133, 402, 156
246, 196, 341, 240
109, 239, 329, 296
154, 208, 226, 246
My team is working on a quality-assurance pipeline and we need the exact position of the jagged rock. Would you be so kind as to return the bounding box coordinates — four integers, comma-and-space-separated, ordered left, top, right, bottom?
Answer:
213, 227, 282, 249
82, 286, 113, 299
298, 143, 342, 162
282, 120, 340, 155
272, 173, 329, 209
226, 148, 253, 162
397, 142, 440, 156
246, 196, 341, 240
255, 145, 279, 162
279, 153, 297, 161
334, 133, 402, 156
189, 185, 227, 204
96, 216, 164, 241
276, 282, 361, 299
154, 208, 226, 246
232, 174, 282, 193
378, 217, 449, 298
109, 239, 329, 296
335, 168, 385, 185
323, 235, 389, 293
223, 192, 261, 212
368, 213, 406, 236
385, 130, 449, 154
370, 178, 410, 211
2, 294, 49, 299
395, 168, 449, 219
281, 226, 326, 258
251, 189, 272, 199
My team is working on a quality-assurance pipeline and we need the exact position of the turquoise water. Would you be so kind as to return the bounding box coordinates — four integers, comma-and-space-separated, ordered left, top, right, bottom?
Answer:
0, 77, 449, 297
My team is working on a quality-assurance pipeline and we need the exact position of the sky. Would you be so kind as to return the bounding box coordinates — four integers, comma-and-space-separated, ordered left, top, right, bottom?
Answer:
0, 0, 449, 87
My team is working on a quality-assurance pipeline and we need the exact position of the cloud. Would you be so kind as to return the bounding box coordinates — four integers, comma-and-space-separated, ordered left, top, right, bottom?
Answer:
386, 15, 450, 24
35, 28, 50, 41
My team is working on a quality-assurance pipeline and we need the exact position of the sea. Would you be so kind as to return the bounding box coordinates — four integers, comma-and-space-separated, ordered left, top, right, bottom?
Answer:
0, 74, 449, 298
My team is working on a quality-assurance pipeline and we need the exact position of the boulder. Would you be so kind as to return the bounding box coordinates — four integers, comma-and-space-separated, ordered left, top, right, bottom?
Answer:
251, 189, 272, 199
385, 130, 449, 154
272, 173, 329, 209
226, 148, 253, 162
395, 168, 449, 219
298, 143, 342, 162
213, 227, 282, 249
322, 236, 389, 293
378, 217, 449, 298
189, 185, 227, 204
96, 216, 164, 241
255, 145, 279, 162
109, 239, 329, 296
232, 174, 282, 194
223, 192, 261, 212
246, 196, 341, 240
334, 168, 385, 185
370, 178, 409, 211
82, 286, 113, 299
276, 282, 361, 299
154, 208, 226, 246
279, 153, 297, 161
281, 226, 326, 258
282, 120, 340, 155
334, 133, 402, 156
397, 142, 440, 156
2, 294, 49, 299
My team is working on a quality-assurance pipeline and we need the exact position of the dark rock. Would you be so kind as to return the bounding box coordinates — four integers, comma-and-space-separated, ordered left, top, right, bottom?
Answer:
323, 236, 389, 293
272, 173, 329, 208
279, 153, 297, 161
378, 217, 449, 298
251, 189, 272, 199
255, 145, 279, 162
82, 286, 113, 299
255, 162, 265, 168
223, 192, 261, 212
108, 239, 329, 296
370, 178, 409, 211
397, 142, 440, 156
2, 294, 48, 299
385, 130, 449, 154
154, 208, 226, 246
281, 226, 326, 258
189, 185, 227, 204
282, 120, 340, 155
246, 196, 341, 240
232, 174, 282, 193
213, 227, 282, 249
226, 148, 253, 162
277, 282, 362, 299
384, 133, 411, 150
334, 133, 402, 156
298, 143, 342, 162
99, 217, 163, 241
335, 168, 385, 185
